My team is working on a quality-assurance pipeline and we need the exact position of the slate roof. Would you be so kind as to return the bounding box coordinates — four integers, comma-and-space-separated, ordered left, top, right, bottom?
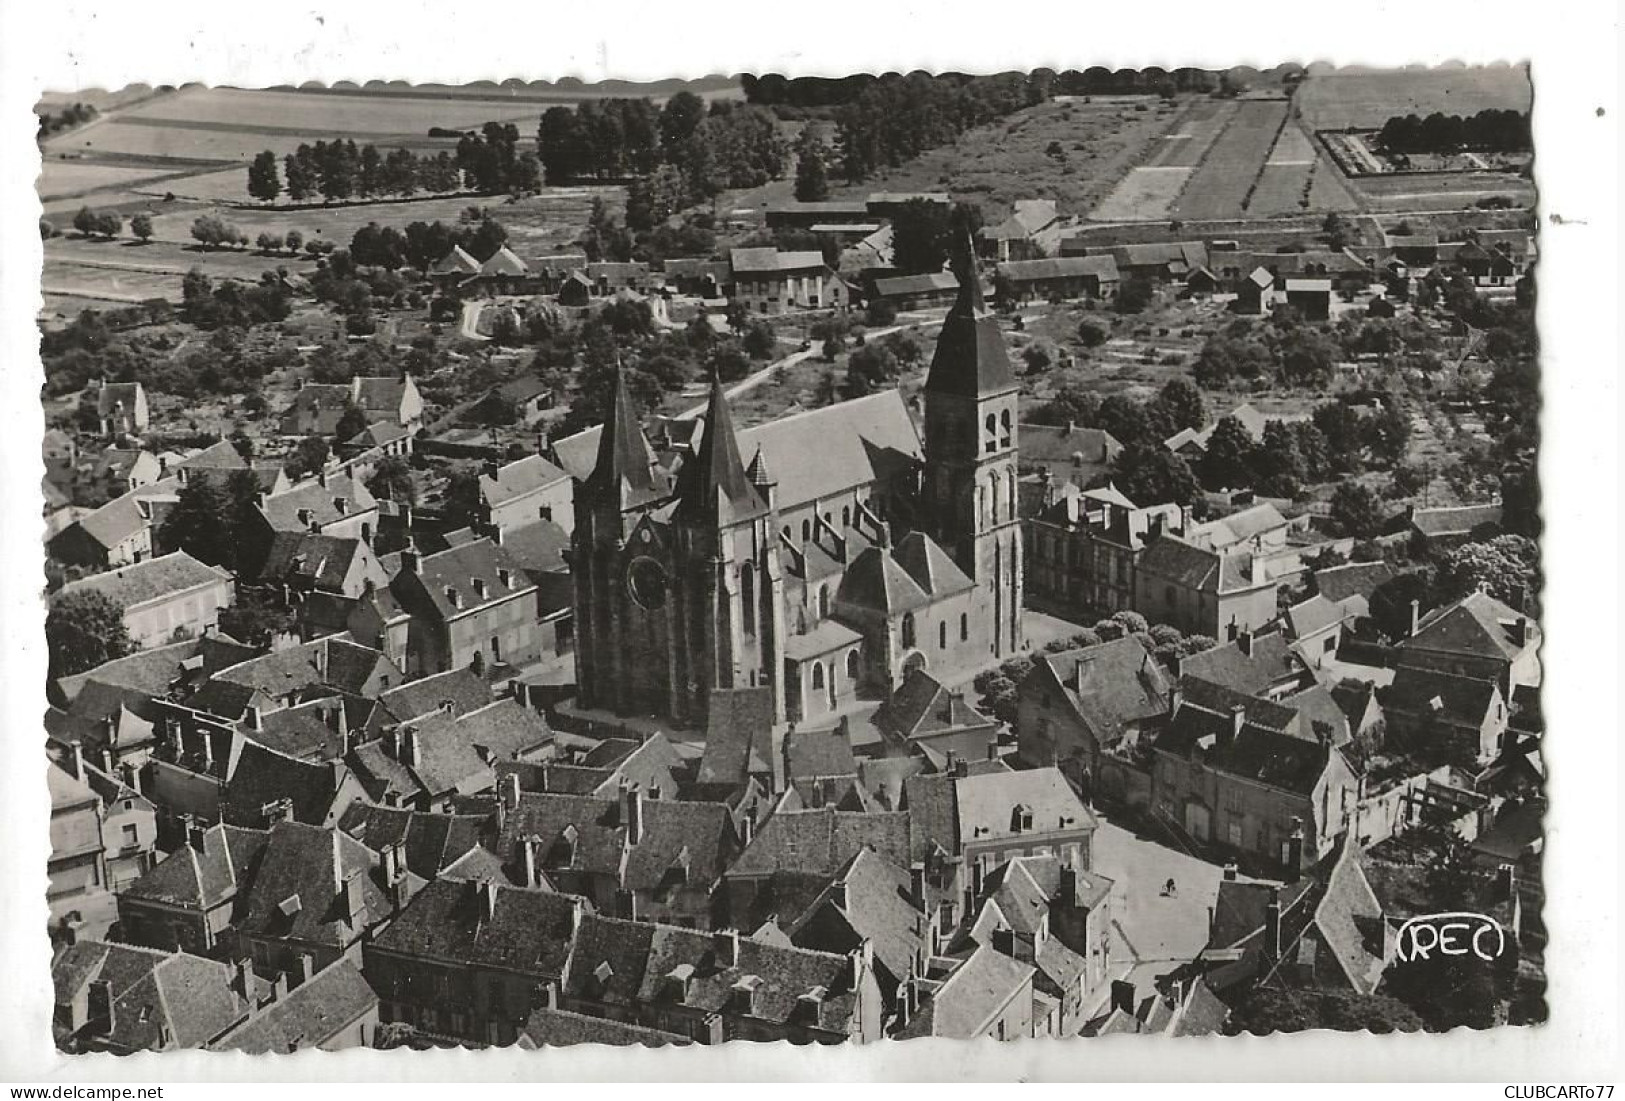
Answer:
119, 824, 268, 910
53, 941, 243, 1052
787, 847, 926, 985
871, 271, 959, 298
255, 532, 372, 593
372, 668, 492, 726
253, 697, 356, 761
1409, 503, 1503, 539
728, 806, 911, 879
1179, 635, 1301, 696
481, 454, 569, 508
358, 700, 551, 802
372, 878, 580, 977
1271, 843, 1388, 995
405, 538, 536, 621
995, 255, 1119, 284
56, 551, 230, 609
637, 924, 859, 1030
737, 390, 921, 515
785, 727, 858, 781
205, 637, 395, 702
69, 493, 148, 551
260, 474, 377, 533
1208, 876, 1317, 951
730, 248, 827, 274
892, 530, 974, 598
925, 247, 1016, 400
207, 958, 378, 1053
696, 686, 776, 786
1137, 536, 1260, 595
1281, 684, 1353, 748
782, 619, 864, 662
1039, 637, 1170, 746
898, 943, 1032, 1039
1157, 688, 1333, 796
1405, 591, 1534, 662
336, 803, 486, 880
1018, 424, 1123, 471
837, 546, 931, 615
517, 1006, 685, 1048
954, 768, 1094, 848
875, 668, 993, 741
499, 791, 734, 892
1384, 666, 1502, 725
1312, 561, 1398, 605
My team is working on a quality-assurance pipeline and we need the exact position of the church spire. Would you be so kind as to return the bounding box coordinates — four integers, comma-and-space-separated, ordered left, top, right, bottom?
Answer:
586, 360, 663, 505
674, 374, 764, 523
924, 229, 1017, 399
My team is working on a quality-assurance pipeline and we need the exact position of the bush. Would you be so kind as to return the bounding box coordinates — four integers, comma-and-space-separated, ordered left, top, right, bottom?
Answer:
1076, 320, 1109, 348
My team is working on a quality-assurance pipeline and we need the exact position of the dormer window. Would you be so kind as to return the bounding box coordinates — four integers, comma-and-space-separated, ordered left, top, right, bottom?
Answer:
472, 578, 487, 600
496, 568, 511, 588
333, 497, 347, 514
296, 508, 313, 526
445, 587, 461, 609
1010, 804, 1034, 834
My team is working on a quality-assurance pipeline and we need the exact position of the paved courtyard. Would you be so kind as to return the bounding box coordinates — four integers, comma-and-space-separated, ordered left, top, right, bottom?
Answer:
1092, 816, 1229, 967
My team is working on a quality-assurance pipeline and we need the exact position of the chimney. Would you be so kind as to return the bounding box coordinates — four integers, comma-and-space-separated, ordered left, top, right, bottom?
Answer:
298, 952, 315, 986
971, 855, 986, 899
401, 728, 420, 770
1057, 865, 1078, 907
317, 468, 328, 489
87, 978, 114, 1034
382, 841, 403, 886
1226, 619, 1239, 643
477, 879, 499, 922
1168, 682, 1182, 716
522, 836, 540, 888
1287, 819, 1304, 871
622, 782, 645, 846
986, 738, 999, 762
953, 755, 968, 780
472, 577, 487, 601
1409, 598, 1421, 638
501, 771, 521, 811
1073, 661, 1088, 694
342, 874, 365, 926
1109, 980, 1134, 1016
332, 829, 346, 895
1498, 862, 1517, 901
1222, 863, 1238, 882
850, 939, 874, 990
1513, 616, 1530, 647
399, 549, 418, 573
1237, 630, 1253, 658
232, 958, 253, 1002
716, 928, 740, 968
245, 705, 262, 732
1264, 887, 1284, 965
909, 862, 927, 910
830, 879, 849, 912
944, 749, 958, 776
1230, 704, 1247, 740
740, 807, 755, 848
186, 817, 208, 854
270, 972, 288, 1003
483, 458, 501, 481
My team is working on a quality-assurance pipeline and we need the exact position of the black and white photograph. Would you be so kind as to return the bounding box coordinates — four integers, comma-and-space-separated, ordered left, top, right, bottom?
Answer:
4, 0, 1620, 1086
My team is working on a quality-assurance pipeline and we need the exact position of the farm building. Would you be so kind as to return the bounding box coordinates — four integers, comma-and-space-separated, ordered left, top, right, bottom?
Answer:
661, 258, 733, 299
1070, 241, 1210, 282
1185, 268, 1221, 296
1448, 241, 1522, 288
476, 247, 532, 295
864, 191, 951, 219
868, 271, 960, 310
839, 225, 895, 276
763, 199, 871, 230
429, 246, 481, 290
527, 253, 591, 295
994, 255, 1120, 303
1382, 232, 1440, 266
557, 271, 593, 308
980, 199, 1064, 263
1235, 268, 1275, 315
586, 262, 654, 295
729, 249, 841, 314
1282, 278, 1333, 321
1218, 250, 1372, 296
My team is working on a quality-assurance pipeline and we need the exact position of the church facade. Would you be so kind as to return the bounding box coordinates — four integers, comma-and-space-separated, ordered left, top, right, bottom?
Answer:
568, 254, 1024, 732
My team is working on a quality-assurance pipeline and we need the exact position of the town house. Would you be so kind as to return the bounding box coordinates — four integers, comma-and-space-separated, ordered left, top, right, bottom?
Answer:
389, 538, 546, 678
54, 551, 234, 650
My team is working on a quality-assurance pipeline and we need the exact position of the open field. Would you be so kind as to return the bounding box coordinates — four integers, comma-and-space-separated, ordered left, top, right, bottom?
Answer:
1244, 120, 1320, 216
43, 262, 183, 303
1295, 65, 1532, 130
1144, 99, 1237, 168
1350, 169, 1535, 211
1091, 167, 1192, 221
1170, 100, 1289, 221
820, 96, 1184, 222
48, 116, 466, 166
37, 161, 193, 201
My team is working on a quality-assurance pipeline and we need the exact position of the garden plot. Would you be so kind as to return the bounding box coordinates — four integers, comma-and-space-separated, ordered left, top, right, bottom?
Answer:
1170, 100, 1288, 221
1092, 167, 1192, 221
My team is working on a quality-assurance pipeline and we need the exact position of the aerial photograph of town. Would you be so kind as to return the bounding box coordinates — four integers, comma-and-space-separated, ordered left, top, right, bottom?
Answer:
37, 63, 1545, 1052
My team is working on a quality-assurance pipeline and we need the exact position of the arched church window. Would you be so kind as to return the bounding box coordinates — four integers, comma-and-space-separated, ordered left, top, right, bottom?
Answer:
846, 649, 860, 680
741, 564, 756, 637
1000, 409, 1013, 450
939, 621, 948, 649
984, 413, 997, 454
841, 505, 851, 528
811, 662, 825, 690
901, 613, 916, 649
801, 519, 811, 542
961, 613, 969, 642
819, 585, 830, 618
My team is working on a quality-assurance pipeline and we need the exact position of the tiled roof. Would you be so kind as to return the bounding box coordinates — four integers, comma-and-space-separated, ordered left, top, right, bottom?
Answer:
892, 531, 973, 598
871, 271, 959, 298
1179, 636, 1301, 696
728, 806, 910, 879
254, 697, 355, 761
785, 727, 858, 781
71, 493, 147, 551
637, 924, 858, 1030
1158, 689, 1332, 795
53, 941, 243, 1051
432, 246, 480, 276
787, 847, 926, 985
1409, 503, 1504, 538
696, 686, 776, 786
372, 878, 579, 977
222, 741, 349, 827
207, 958, 378, 1053
1040, 636, 1171, 746
561, 911, 657, 1007
480, 246, 529, 277
118, 824, 268, 909
901, 772, 959, 863
782, 619, 864, 662
876, 668, 992, 741
207, 637, 395, 701
255, 532, 370, 593
337, 803, 486, 880
995, 255, 1119, 284
1281, 684, 1353, 748
499, 791, 734, 892
235, 821, 391, 948
1383, 666, 1501, 725
1018, 423, 1122, 470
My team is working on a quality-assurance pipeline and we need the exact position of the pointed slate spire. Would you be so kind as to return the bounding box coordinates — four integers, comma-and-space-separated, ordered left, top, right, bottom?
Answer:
746, 444, 774, 488
586, 361, 663, 504
924, 228, 1017, 399
675, 374, 764, 523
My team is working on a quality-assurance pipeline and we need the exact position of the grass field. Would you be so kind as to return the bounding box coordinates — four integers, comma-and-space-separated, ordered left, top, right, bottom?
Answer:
1092, 168, 1193, 221
1244, 120, 1318, 216
1170, 100, 1288, 221
1351, 170, 1535, 212
1144, 99, 1237, 168
1295, 65, 1532, 130
822, 96, 1183, 223
38, 160, 188, 201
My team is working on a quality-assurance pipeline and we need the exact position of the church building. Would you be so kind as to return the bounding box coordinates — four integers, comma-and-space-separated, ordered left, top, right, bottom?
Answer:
568, 248, 1024, 732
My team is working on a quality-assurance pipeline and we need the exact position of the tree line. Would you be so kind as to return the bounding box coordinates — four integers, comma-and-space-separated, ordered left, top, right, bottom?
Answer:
832, 72, 1047, 182
246, 123, 540, 204
1376, 109, 1532, 155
